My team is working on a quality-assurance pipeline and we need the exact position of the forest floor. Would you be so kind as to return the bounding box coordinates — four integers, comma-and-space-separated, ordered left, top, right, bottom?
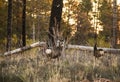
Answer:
0, 48, 120, 82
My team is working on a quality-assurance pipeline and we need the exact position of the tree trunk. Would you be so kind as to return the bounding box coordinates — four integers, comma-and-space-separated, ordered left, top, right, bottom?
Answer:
48, 0, 63, 47
22, 0, 26, 46
112, 0, 117, 48
6, 0, 12, 51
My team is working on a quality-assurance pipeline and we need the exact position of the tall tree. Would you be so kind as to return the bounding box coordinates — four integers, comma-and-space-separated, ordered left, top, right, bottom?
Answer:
47, 0, 63, 58
112, 0, 117, 48
6, 0, 12, 51
22, 0, 26, 46
49, 0, 63, 47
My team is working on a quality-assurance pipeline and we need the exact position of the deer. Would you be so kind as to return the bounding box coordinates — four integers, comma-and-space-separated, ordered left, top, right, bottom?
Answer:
45, 17, 65, 59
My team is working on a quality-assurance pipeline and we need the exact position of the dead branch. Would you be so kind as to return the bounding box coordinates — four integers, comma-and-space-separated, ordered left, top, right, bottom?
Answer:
2, 42, 120, 56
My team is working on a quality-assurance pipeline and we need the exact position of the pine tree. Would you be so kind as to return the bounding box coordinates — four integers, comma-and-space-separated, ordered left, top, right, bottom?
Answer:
22, 0, 26, 46
6, 0, 12, 51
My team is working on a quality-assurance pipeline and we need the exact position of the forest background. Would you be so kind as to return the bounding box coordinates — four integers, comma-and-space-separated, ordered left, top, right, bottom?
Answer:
0, 0, 119, 53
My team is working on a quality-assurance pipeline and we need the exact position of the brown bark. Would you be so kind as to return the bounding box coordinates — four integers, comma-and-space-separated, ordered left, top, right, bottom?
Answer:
48, 0, 63, 47
22, 0, 26, 46
6, 0, 13, 51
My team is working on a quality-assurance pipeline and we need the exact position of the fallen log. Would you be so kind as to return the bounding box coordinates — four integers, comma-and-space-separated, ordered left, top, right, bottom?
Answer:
68, 44, 120, 54
4, 42, 46, 56
2, 42, 120, 56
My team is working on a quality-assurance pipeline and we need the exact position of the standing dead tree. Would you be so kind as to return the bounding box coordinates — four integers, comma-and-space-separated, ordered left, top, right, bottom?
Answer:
47, 0, 64, 58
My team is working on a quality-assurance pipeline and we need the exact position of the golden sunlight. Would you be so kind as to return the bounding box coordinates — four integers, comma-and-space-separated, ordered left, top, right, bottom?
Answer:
117, 0, 120, 5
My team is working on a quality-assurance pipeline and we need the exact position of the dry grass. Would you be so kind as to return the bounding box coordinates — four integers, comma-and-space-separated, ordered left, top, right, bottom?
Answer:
0, 48, 120, 82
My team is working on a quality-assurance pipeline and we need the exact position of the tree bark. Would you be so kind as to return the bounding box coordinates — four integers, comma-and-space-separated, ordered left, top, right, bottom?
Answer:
22, 0, 26, 46
6, 0, 12, 51
112, 0, 117, 48
48, 0, 63, 47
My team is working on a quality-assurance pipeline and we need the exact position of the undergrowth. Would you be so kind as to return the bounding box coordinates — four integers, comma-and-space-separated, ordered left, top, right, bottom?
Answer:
0, 48, 120, 82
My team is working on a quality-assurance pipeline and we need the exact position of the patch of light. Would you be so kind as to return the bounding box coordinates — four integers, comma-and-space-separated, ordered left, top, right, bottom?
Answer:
117, 0, 120, 5
63, 0, 68, 4
63, 0, 81, 4
69, 18, 76, 25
